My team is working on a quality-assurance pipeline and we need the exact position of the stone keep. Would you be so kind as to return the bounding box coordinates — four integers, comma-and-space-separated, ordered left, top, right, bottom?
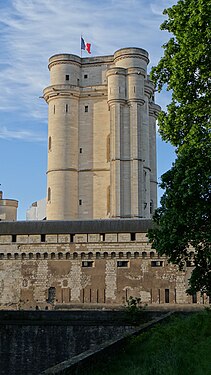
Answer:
43, 48, 160, 220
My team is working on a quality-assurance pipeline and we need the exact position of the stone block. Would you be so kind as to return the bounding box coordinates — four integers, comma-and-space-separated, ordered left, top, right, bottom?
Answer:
75, 234, 87, 243
17, 235, 28, 243
105, 233, 117, 242
58, 234, 70, 243
88, 234, 99, 242
118, 233, 131, 242
29, 235, 41, 243
46, 235, 58, 243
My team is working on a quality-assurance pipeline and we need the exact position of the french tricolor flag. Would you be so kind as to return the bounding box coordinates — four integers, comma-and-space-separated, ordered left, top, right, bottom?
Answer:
81, 37, 91, 54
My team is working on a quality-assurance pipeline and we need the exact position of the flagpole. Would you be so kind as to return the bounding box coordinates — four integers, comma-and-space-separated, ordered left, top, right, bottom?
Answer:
80, 34, 82, 58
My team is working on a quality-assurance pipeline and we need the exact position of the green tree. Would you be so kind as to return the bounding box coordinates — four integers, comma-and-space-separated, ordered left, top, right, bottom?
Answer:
148, 0, 211, 296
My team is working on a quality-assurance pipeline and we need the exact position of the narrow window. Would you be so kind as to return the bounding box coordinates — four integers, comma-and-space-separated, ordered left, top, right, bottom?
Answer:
165, 289, 170, 303
53, 105, 55, 114
82, 261, 94, 268
130, 233, 136, 241
70, 234, 75, 243
73, 252, 78, 259
79, 199, 82, 205
150, 200, 153, 214
100, 233, 105, 241
150, 251, 155, 258
77, 78, 80, 85
117, 261, 129, 268
192, 293, 197, 304
79, 148, 82, 153
47, 287, 56, 303
41, 234, 45, 242
65, 104, 69, 113
12, 235, 16, 243
106, 134, 110, 162
65, 74, 69, 81
151, 261, 163, 267
107, 185, 110, 215
48, 187, 51, 202
134, 86, 136, 93
84, 74, 88, 79
85, 105, 88, 112
48, 136, 52, 151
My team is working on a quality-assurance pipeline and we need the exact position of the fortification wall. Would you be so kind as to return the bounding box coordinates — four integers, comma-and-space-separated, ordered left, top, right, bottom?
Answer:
0, 220, 207, 310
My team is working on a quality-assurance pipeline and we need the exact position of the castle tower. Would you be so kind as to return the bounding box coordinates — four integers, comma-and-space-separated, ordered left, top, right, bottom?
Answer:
0, 191, 18, 221
43, 48, 160, 220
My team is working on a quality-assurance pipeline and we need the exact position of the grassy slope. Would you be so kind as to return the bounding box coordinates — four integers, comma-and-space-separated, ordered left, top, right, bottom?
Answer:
90, 310, 211, 375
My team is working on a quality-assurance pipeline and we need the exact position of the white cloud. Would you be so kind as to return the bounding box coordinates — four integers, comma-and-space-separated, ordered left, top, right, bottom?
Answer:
0, 126, 46, 142
0, 0, 173, 131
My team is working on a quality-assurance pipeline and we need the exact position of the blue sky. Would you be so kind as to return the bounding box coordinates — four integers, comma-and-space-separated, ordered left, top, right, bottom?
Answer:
0, 0, 176, 220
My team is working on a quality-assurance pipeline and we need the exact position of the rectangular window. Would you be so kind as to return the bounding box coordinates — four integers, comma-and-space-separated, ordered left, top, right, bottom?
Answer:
53, 105, 55, 114
79, 148, 82, 153
65, 75, 69, 81
84, 74, 88, 79
130, 233, 136, 241
151, 261, 164, 267
12, 235, 16, 243
117, 261, 129, 268
82, 261, 94, 268
192, 293, 197, 304
41, 234, 46, 243
100, 233, 105, 241
85, 105, 88, 112
65, 104, 69, 113
165, 289, 170, 303
70, 234, 75, 243
79, 199, 82, 205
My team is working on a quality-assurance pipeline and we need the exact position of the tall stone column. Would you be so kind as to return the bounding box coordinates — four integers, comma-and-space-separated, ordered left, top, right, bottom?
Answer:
107, 67, 126, 218
43, 54, 81, 220
127, 68, 145, 217
149, 102, 161, 215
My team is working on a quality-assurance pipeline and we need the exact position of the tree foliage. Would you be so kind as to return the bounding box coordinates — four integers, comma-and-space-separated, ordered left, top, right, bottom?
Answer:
151, 0, 211, 147
148, 0, 211, 295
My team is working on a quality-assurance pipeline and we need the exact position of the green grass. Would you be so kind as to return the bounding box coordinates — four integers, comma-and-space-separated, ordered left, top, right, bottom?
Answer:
88, 310, 211, 375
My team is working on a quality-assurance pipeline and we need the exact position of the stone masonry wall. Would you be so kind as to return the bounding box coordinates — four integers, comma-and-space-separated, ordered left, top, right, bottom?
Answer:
0, 231, 208, 310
